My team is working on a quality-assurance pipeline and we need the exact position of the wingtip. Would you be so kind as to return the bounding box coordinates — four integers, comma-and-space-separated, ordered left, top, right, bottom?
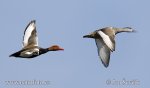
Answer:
31, 20, 36, 23
100, 57, 109, 68
29, 20, 36, 24
103, 63, 109, 68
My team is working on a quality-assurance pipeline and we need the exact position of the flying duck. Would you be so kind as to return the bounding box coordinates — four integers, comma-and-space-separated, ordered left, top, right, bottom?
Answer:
9, 20, 64, 58
83, 27, 135, 68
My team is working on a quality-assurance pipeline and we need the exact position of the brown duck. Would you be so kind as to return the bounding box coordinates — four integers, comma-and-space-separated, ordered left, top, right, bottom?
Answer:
83, 27, 135, 67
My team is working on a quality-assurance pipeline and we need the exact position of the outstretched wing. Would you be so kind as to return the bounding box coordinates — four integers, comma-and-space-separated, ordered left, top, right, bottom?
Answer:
95, 39, 111, 68
22, 20, 38, 48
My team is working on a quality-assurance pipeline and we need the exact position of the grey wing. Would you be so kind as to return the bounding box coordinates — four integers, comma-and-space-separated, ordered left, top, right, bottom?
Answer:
95, 39, 111, 67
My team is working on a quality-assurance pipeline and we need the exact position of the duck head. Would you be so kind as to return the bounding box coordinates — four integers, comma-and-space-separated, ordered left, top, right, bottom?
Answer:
122, 27, 136, 32
48, 45, 64, 51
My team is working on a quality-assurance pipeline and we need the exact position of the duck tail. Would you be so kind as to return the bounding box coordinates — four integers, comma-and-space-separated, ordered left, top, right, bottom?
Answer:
9, 52, 20, 57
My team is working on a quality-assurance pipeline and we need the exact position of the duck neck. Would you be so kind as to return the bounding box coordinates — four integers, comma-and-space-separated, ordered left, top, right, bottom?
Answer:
39, 48, 49, 55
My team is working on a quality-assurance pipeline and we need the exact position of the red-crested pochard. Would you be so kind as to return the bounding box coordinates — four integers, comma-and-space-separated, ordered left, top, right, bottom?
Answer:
10, 20, 64, 58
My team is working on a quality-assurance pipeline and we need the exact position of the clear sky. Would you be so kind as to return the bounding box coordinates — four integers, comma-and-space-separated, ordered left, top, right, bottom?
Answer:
0, 0, 149, 88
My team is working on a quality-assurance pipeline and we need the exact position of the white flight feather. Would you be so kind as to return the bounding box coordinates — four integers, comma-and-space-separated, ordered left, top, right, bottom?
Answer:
98, 31, 114, 51
23, 22, 36, 47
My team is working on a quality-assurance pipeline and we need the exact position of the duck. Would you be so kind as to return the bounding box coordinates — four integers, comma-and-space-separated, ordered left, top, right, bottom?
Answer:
9, 20, 64, 58
83, 27, 135, 68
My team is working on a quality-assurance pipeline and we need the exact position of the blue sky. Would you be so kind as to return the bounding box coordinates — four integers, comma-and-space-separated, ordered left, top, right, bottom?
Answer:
0, 0, 149, 88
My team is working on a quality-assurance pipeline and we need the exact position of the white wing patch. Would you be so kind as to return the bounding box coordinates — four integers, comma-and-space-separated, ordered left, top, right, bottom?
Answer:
98, 31, 114, 51
25, 52, 32, 55
95, 39, 110, 67
20, 51, 33, 58
23, 22, 35, 46
22, 21, 38, 48
20, 48, 39, 58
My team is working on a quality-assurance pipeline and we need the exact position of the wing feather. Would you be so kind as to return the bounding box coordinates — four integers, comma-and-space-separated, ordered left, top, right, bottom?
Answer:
22, 20, 38, 48
95, 39, 111, 67
98, 31, 115, 51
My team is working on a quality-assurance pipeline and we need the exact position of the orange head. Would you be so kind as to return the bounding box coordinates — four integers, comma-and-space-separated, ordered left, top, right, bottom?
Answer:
48, 45, 64, 51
